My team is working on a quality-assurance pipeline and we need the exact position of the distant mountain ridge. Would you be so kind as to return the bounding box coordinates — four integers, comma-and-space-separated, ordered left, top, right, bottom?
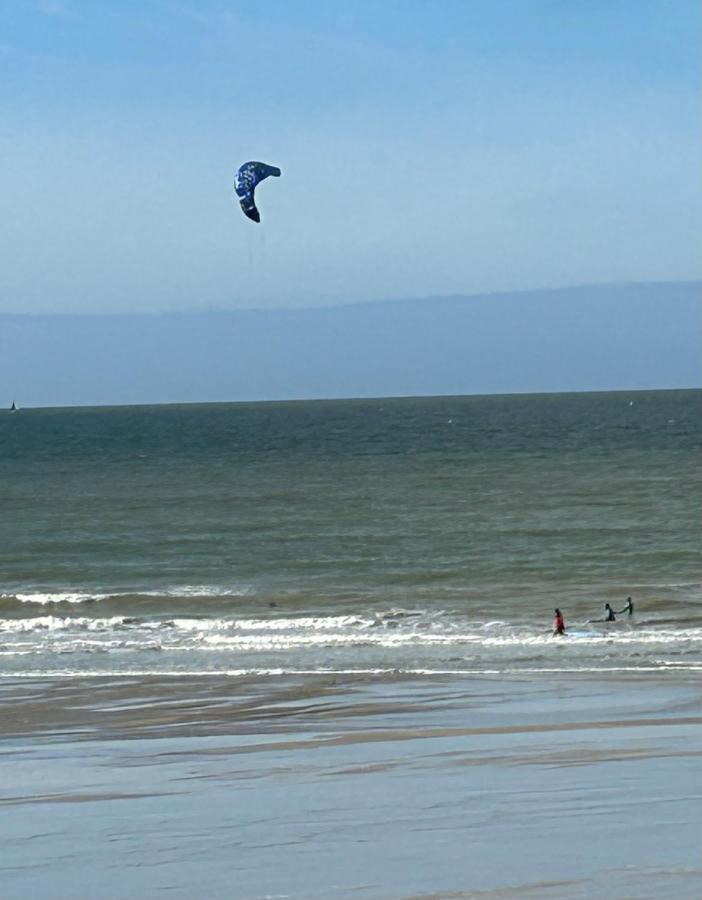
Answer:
1, 281, 699, 407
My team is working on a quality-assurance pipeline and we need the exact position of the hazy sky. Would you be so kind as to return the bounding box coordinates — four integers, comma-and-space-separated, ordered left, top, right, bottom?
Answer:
1, 0, 700, 313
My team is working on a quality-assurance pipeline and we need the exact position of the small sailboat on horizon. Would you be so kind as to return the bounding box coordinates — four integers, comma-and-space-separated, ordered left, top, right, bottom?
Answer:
10, 401, 17, 412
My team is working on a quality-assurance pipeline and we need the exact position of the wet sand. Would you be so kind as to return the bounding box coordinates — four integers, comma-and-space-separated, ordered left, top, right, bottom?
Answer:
1, 673, 700, 899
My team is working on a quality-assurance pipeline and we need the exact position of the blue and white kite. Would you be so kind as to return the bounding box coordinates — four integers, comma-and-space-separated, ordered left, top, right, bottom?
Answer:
234, 161, 281, 222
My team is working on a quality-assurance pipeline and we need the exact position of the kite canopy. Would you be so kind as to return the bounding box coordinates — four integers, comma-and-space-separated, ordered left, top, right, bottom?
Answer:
235, 161, 281, 222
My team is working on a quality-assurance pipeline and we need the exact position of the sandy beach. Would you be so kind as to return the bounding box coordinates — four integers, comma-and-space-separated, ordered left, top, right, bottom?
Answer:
1, 673, 700, 899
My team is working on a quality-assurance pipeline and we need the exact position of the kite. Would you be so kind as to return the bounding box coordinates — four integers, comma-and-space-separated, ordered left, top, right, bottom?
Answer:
234, 161, 281, 222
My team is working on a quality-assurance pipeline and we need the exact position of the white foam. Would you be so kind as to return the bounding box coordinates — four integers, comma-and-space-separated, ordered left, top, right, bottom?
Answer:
2, 664, 701, 679
142, 584, 253, 598
12, 592, 105, 605
231, 615, 372, 631
0, 616, 129, 633
482, 629, 702, 647
2, 584, 255, 606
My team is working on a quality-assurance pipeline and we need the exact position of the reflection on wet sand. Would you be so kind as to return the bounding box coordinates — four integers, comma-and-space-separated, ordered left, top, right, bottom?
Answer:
1, 674, 701, 899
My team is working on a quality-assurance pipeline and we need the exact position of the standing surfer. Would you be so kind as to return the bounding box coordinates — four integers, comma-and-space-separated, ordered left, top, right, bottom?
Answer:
553, 609, 565, 636
617, 596, 634, 616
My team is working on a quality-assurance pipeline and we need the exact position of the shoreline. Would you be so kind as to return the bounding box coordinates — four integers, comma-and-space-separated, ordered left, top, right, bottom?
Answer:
1, 669, 701, 740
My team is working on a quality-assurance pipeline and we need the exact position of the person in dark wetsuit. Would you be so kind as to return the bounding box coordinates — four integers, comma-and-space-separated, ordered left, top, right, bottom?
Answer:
553, 608, 565, 636
604, 603, 616, 622
617, 596, 634, 616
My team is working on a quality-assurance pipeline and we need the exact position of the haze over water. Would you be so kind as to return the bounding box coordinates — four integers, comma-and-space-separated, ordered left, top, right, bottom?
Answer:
2, 390, 700, 677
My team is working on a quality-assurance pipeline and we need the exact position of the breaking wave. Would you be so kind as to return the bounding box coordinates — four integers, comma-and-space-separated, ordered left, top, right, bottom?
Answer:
1, 605, 701, 675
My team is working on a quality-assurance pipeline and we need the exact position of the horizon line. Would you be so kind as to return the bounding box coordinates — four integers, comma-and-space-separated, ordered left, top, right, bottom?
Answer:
6, 386, 700, 413
2, 278, 700, 319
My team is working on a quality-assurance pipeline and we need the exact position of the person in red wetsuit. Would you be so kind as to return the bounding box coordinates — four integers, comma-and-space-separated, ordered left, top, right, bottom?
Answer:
553, 608, 565, 636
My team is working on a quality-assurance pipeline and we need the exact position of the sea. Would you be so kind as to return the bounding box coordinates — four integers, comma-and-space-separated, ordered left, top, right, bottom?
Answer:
1, 390, 700, 679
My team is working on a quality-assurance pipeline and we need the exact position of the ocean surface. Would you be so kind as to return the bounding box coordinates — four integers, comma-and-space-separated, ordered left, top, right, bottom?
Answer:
1, 390, 700, 678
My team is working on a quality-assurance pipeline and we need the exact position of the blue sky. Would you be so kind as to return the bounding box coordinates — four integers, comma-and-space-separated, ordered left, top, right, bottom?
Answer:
1, 0, 700, 313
